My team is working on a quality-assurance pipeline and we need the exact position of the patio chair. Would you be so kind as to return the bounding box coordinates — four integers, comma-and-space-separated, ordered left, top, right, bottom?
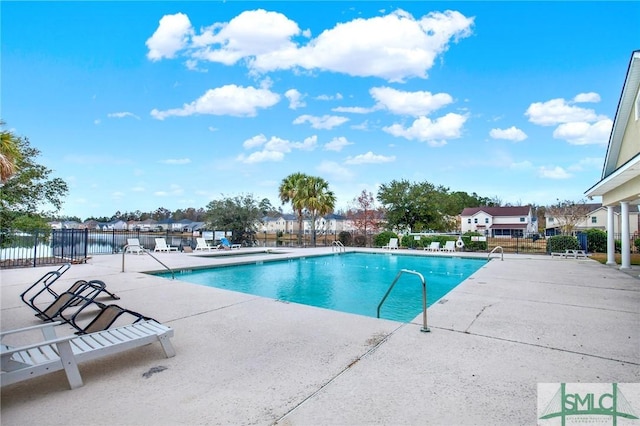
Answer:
440, 241, 456, 252
154, 238, 178, 252
126, 238, 144, 255
195, 237, 217, 251
32, 280, 111, 322
61, 301, 155, 335
21, 273, 119, 316
424, 242, 440, 252
382, 238, 399, 250
1, 320, 175, 389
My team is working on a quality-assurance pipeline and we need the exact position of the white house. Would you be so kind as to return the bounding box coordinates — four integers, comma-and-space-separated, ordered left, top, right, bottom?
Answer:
460, 206, 537, 237
546, 203, 640, 235
585, 50, 640, 270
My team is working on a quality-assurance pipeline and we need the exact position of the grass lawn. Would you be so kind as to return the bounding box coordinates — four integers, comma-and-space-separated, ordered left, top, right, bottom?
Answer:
589, 252, 640, 265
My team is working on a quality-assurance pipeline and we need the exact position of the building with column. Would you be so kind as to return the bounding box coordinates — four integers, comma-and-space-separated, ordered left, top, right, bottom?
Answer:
585, 50, 640, 270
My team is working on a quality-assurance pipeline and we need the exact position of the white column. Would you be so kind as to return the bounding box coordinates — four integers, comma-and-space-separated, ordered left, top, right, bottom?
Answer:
620, 201, 630, 270
606, 206, 616, 265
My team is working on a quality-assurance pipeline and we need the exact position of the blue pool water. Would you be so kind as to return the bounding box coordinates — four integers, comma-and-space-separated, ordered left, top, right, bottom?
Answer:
156, 253, 485, 322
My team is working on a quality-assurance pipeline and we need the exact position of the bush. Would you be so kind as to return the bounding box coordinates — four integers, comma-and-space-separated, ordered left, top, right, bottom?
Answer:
462, 231, 487, 252
584, 229, 607, 253
374, 231, 397, 247
635, 238, 640, 253
546, 235, 580, 253
353, 235, 367, 247
338, 231, 352, 246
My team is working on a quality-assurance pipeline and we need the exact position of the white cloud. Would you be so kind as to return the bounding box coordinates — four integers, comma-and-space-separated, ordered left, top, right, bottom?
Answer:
150, 84, 280, 119
525, 97, 604, 126
285, 89, 306, 109
370, 87, 453, 116
509, 160, 533, 170
238, 135, 317, 163
107, 112, 140, 120
567, 157, 603, 172
236, 150, 285, 164
154, 184, 184, 196
552, 119, 612, 145
146, 13, 193, 61
147, 9, 474, 82
383, 113, 468, 146
159, 158, 191, 165
573, 92, 600, 103
316, 160, 354, 180
538, 166, 571, 179
293, 114, 349, 129
344, 151, 395, 165
316, 93, 343, 101
323, 136, 353, 152
243, 134, 268, 149
489, 126, 527, 142
333, 106, 375, 114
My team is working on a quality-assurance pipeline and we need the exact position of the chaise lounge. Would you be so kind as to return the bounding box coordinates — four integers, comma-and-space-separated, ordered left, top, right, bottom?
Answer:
1, 320, 175, 389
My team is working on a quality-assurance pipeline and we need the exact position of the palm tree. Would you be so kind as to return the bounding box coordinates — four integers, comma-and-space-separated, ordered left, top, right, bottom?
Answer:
278, 172, 309, 245
299, 176, 336, 247
0, 121, 23, 183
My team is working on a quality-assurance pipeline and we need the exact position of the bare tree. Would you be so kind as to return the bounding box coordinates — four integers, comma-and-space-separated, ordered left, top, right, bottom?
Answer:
546, 199, 591, 234
347, 190, 383, 245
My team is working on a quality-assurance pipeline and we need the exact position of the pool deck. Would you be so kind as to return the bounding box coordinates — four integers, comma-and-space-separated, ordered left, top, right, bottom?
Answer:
1, 248, 638, 425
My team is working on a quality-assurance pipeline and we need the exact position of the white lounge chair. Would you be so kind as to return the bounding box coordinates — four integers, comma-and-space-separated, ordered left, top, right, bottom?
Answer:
154, 238, 178, 252
1, 320, 175, 389
195, 237, 217, 251
440, 241, 456, 252
424, 242, 440, 252
382, 238, 399, 250
126, 238, 144, 255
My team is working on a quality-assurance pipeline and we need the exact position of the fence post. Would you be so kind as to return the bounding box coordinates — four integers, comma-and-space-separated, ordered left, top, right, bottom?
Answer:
83, 228, 89, 259
32, 230, 39, 268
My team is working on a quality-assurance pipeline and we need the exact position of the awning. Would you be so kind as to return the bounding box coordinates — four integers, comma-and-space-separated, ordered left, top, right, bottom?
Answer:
490, 224, 527, 229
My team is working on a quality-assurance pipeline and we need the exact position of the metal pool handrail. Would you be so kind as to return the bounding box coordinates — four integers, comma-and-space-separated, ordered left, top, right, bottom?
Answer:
121, 245, 175, 279
377, 269, 429, 332
488, 246, 504, 261
331, 240, 345, 252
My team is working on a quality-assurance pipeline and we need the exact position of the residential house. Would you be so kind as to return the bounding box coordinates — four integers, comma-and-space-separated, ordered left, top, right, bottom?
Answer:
546, 203, 639, 236
585, 50, 640, 269
49, 220, 80, 229
460, 206, 537, 237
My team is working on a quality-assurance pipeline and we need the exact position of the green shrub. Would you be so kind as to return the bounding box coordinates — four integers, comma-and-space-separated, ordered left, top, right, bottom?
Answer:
338, 231, 352, 246
584, 229, 607, 253
635, 238, 640, 252
374, 231, 397, 247
462, 231, 487, 251
546, 235, 580, 253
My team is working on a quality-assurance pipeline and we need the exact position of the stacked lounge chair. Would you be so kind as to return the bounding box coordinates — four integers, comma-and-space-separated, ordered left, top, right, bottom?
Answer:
2, 264, 176, 389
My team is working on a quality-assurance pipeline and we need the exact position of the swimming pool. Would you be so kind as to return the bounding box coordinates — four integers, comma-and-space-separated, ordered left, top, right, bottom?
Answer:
156, 253, 486, 322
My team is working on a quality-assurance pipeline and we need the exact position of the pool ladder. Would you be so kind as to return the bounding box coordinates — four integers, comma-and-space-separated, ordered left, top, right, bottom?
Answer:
331, 240, 345, 252
488, 246, 504, 261
121, 245, 175, 279
377, 269, 429, 332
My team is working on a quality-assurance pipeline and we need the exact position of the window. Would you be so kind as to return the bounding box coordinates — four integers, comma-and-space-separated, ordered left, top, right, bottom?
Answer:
467, 218, 471, 224
519, 217, 525, 222
549, 217, 554, 223
485, 218, 489, 224
591, 216, 597, 224
474, 218, 478, 224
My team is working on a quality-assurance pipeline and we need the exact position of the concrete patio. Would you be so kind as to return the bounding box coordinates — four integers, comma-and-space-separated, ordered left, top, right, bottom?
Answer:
1, 248, 638, 425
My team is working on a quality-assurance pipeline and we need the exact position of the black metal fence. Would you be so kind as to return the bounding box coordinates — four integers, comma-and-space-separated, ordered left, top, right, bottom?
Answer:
0, 229, 202, 269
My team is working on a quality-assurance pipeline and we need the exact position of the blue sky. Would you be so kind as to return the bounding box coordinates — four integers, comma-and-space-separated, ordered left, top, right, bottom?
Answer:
2, 1, 639, 220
